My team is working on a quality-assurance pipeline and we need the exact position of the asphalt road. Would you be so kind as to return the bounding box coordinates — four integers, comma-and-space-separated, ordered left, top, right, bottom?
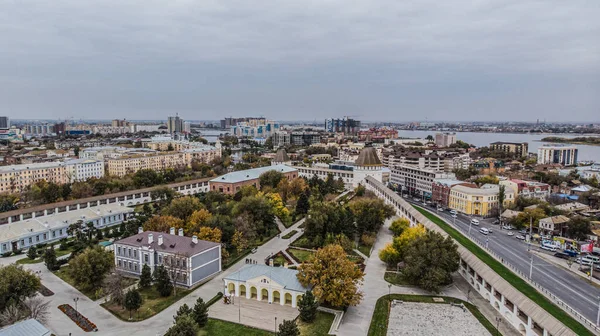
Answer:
405, 198, 600, 323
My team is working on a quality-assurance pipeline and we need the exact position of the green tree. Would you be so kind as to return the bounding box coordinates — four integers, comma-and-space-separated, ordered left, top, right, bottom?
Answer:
389, 218, 410, 237
167, 143, 174, 151
0, 193, 19, 212
173, 303, 193, 323
27, 246, 38, 260
192, 297, 209, 327
165, 314, 198, 336
68, 246, 114, 291
402, 230, 460, 293
498, 185, 506, 216
124, 288, 143, 320
154, 265, 173, 297
259, 170, 284, 190
133, 169, 164, 188
151, 186, 176, 207
425, 135, 434, 142
295, 192, 310, 215
567, 216, 592, 240
349, 198, 395, 235
74, 146, 80, 157
43, 245, 58, 271
298, 290, 318, 322
139, 264, 153, 288
161, 196, 204, 221
0, 264, 41, 311
278, 319, 300, 336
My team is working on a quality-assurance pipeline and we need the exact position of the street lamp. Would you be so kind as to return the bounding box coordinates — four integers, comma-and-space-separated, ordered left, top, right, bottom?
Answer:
275, 317, 278, 334
596, 296, 600, 327
467, 289, 471, 303
495, 317, 501, 336
388, 283, 392, 297
73, 297, 79, 316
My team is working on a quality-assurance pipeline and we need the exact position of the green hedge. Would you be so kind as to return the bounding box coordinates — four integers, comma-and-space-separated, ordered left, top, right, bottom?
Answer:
414, 206, 593, 336
206, 292, 224, 307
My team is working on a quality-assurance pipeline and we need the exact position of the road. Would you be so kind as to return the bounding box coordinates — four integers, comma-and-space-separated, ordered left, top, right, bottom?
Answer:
405, 198, 600, 323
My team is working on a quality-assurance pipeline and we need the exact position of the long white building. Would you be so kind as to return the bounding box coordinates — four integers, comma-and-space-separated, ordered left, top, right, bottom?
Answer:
537, 145, 578, 165
391, 164, 455, 199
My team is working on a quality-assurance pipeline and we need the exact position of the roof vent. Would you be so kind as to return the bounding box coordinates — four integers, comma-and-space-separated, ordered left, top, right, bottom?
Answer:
169, 243, 176, 248
136, 238, 143, 242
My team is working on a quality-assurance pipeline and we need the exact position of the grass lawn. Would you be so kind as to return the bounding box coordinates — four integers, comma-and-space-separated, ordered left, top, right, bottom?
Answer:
287, 248, 314, 263
54, 265, 97, 299
414, 206, 593, 336
357, 244, 371, 257
282, 230, 298, 239
297, 311, 334, 336
16, 246, 74, 265
383, 272, 411, 286
197, 318, 271, 336
102, 286, 191, 321
367, 294, 497, 336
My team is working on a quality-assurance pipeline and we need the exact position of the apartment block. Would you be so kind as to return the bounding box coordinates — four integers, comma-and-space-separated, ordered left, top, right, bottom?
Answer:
448, 184, 500, 217
537, 145, 578, 165
107, 152, 189, 177
391, 165, 455, 199
489, 142, 529, 157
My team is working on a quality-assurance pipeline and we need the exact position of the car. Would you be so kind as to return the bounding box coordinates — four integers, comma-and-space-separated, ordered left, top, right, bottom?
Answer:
487, 228, 493, 233
541, 245, 557, 252
501, 225, 514, 230
492, 219, 500, 224
479, 228, 490, 235
554, 252, 571, 260
516, 235, 526, 240
251, 247, 257, 254
402, 194, 408, 198
437, 207, 444, 211
470, 219, 480, 226
449, 210, 457, 215
519, 229, 528, 234
507, 232, 514, 236
576, 257, 592, 265
563, 249, 578, 257
451, 214, 457, 218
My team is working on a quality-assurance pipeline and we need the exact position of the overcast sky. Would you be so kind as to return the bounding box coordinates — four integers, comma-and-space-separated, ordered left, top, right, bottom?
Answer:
1, 0, 599, 122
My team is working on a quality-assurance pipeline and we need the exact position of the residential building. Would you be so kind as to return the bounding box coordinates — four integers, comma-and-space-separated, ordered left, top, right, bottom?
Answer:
499, 179, 550, 201
0, 159, 104, 193
91, 125, 131, 135
538, 215, 570, 236
272, 132, 322, 147
106, 152, 189, 177
325, 117, 361, 135
114, 228, 221, 288
24, 123, 55, 135
231, 119, 279, 139
358, 128, 398, 142
432, 179, 476, 208
448, 184, 500, 216
112, 119, 129, 127
489, 142, 529, 157
144, 135, 217, 152
391, 165, 455, 199
435, 132, 456, 147
167, 115, 185, 134
220, 117, 263, 129
184, 121, 191, 133
0, 204, 133, 254
224, 264, 310, 308
79, 146, 158, 160
184, 147, 220, 164
209, 165, 297, 194
0, 117, 9, 130
381, 147, 470, 172
537, 145, 578, 165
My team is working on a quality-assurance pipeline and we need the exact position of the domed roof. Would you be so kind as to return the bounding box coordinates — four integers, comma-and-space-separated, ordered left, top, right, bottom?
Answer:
273, 148, 290, 163
355, 147, 382, 166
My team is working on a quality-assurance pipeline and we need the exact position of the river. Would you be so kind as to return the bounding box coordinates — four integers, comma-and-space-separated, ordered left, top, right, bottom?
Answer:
396, 130, 600, 162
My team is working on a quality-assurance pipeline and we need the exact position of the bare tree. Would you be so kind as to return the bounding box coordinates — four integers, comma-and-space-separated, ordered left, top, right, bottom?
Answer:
0, 304, 24, 326
103, 273, 126, 305
164, 252, 190, 296
24, 297, 50, 324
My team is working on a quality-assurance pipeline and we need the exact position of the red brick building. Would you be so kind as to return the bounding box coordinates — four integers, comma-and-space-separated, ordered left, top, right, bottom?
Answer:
432, 179, 476, 208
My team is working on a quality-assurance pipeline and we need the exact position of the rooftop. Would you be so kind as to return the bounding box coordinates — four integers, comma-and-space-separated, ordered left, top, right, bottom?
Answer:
0, 318, 51, 336
355, 147, 382, 166
116, 230, 220, 256
273, 148, 290, 163
452, 184, 499, 196
210, 165, 297, 184
224, 264, 310, 292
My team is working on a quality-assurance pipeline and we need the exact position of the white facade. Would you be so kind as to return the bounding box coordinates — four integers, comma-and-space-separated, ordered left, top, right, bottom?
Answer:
435, 132, 456, 147
391, 164, 455, 198
65, 159, 105, 181
537, 145, 578, 165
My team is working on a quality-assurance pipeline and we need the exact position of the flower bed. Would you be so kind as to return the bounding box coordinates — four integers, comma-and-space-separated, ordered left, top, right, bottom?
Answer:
58, 304, 98, 332
38, 284, 54, 297
264, 251, 292, 267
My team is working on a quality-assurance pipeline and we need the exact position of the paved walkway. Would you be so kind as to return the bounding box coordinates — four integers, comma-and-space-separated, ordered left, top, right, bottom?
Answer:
209, 296, 298, 332
5, 218, 306, 336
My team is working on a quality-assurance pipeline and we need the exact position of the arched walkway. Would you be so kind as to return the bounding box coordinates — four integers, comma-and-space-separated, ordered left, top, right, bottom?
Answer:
261, 288, 269, 301
284, 293, 292, 306
228, 282, 235, 295
494, 301, 500, 310
239, 284, 247, 297
296, 294, 303, 304
250, 286, 257, 299
273, 291, 281, 304
518, 324, 526, 335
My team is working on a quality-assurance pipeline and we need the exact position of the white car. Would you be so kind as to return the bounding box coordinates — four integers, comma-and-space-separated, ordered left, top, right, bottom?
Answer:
451, 214, 457, 218
516, 235, 526, 240
507, 232, 514, 236
541, 245, 557, 252
449, 210, 457, 215
437, 207, 444, 211
470, 219, 480, 226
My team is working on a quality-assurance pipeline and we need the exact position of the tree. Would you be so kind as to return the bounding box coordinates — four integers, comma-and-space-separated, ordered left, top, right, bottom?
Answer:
297, 244, 364, 307
0, 193, 19, 212
151, 186, 176, 206
425, 135, 434, 142
192, 297, 209, 327
298, 290, 318, 322
498, 185, 506, 215
165, 314, 198, 336
289, 178, 308, 198
295, 192, 310, 215
103, 273, 126, 305
567, 216, 592, 240
0, 264, 41, 311
173, 303, 193, 323
162, 196, 204, 221
186, 209, 212, 233
231, 230, 249, 253
70, 182, 94, 199
167, 143, 174, 151
402, 230, 460, 293
68, 246, 114, 292
195, 226, 222, 243
133, 169, 164, 188
73, 145, 80, 157
259, 170, 284, 190
379, 225, 427, 266
44, 245, 58, 271
139, 264, 153, 288
124, 288, 143, 320
154, 265, 173, 297
24, 297, 50, 324
379, 243, 401, 266
389, 218, 410, 237
278, 319, 300, 336
144, 215, 185, 233
27, 246, 38, 260
349, 198, 395, 235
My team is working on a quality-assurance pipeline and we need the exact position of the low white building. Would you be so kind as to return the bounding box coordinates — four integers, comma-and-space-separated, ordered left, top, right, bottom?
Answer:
0, 204, 133, 254
224, 264, 310, 308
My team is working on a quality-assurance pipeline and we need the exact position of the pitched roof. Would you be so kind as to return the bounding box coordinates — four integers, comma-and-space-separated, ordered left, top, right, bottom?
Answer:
224, 264, 310, 292
116, 231, 219, 256
354, 147, 382, 166
0, 319, 51, 336
273, 148, 290, 162
539, 215, 570, 225
210, 165, 297, 184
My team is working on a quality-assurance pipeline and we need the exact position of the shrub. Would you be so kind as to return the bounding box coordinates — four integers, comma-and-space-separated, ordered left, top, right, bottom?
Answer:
1, 251, 12, 258
13, 249, 23, 255
292, 237, 312, 248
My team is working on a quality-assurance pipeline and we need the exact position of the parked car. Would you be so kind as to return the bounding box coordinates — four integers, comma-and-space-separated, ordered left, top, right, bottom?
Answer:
449, 210, 457, 215
576, 257, 592, 265
479, 228, 490, 235
541, 245, 557, 252
519, 229, 528, 234
413, 197, 420, 202
492, 219, 500, 224
487, 227, 493, 233
437, 207, 444, 211
470, 219, 480, 226
502, 225, 515, 230
563, 250, 578, 257
507, 232, 514, 236
554, 252, 571, 260
451, 214, 457, 218
516, 235, 526, 240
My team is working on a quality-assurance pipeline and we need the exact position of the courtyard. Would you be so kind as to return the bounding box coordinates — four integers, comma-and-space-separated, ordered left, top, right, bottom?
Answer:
387, 301, 491, 336
208, 296, 299, 332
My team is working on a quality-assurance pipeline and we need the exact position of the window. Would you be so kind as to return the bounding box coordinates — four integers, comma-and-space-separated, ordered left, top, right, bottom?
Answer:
59, 229, 63, 235
128, 248, 131, 257
128, 261, 132, 270
118, 260, 122, 267
43, 233, 47, 240
134, 264, 137, 271
2, 243, 6, 251
28, 237, 32, 244
36, 235, 40, 242
144, 254, 149, 263
158, 255, 163, 264
134, 250, 137, 258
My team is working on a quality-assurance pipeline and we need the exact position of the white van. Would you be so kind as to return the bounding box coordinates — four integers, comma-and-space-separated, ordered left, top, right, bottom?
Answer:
582, 255, 600, 264
479, 228, 489, 235
449, 210, 457, 215
470, 219, 480, 226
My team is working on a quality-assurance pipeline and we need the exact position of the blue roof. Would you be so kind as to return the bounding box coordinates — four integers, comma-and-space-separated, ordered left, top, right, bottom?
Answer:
210, 165, 297, 184
0, 319, 50, 336
224, 264, 310, 292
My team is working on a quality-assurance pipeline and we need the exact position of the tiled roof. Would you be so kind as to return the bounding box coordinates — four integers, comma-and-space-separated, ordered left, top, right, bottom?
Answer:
116, 231, 219, 256
224, 264, 310, 292
210, 165, 296, 184
355, 147, 382, 166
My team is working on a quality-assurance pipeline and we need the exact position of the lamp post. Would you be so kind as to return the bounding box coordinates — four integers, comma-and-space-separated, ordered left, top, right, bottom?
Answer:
467, 289, 471, 303
495, 317, 501, 336
275, 317, 278, 334
596, 296, 600, 327
388, 283, 392, 297
73, 297, 79, 317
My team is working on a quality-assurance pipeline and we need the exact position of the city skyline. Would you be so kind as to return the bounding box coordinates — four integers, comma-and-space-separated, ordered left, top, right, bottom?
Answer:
0, 1, 598, 122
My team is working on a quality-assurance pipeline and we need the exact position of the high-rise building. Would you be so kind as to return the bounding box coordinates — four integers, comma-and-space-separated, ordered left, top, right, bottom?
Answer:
167, 115, 184, 134
537, 145, 578, 165
184, 121, 191, 134
489, 142, 529, 157
112, 119, 129, 127
325, 117, 361, 135
231, 118, 279, 139
434, 133, 456, 147
0, 117, 9, 130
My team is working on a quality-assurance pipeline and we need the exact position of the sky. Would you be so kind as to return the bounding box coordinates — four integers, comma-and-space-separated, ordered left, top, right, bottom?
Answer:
1, 0, 599, 123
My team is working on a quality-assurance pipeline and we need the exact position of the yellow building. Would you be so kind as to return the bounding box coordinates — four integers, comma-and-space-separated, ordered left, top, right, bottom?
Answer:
107, 152, 189, 177
449, 184, 499, 216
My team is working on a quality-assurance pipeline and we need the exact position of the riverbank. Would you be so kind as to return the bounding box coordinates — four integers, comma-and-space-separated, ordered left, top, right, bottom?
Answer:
541, 136, 600, 146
